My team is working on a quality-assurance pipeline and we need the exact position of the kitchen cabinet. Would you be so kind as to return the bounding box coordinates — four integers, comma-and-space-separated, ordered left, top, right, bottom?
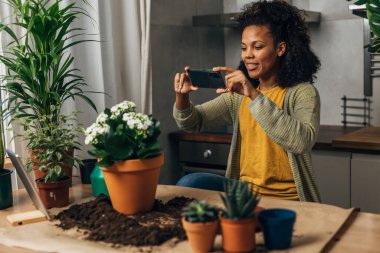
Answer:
351, 153, 380, 213
178, 141, 228, 176
311, 150, 351, 208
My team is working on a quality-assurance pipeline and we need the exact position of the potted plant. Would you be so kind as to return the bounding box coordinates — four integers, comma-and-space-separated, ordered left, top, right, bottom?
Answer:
349, 0, 380, 52
181, 200, 220, 253
25, 111, 82, 184
85, 100, 163, 215
219, 180, 260, 253
0, 121, 13, 210
0, 0, 97, 203
23, 112, 82, 208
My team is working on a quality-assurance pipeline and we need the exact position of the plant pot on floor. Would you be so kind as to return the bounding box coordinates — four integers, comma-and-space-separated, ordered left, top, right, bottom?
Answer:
0, 169, 13, 209
35, 177, 70, 208
101, 154, 164, 215
182, 218, 218, 253
91, 164, 109, 197
220, 216, 256, 253
80, 159, 97, 184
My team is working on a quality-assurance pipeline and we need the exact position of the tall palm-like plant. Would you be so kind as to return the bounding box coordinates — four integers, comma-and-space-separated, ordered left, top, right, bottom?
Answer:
0, 0, 97, 127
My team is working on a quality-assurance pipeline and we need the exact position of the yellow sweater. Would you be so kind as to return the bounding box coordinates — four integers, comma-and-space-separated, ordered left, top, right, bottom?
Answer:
239, 86, 298, 200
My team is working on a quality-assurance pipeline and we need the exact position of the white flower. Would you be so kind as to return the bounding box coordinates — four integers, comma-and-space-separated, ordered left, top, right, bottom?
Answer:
110, 101, 136, 118
84, 122, 110, 145
96, 112, 108, 124
122, 112, 153, 138
84, 123, 97, 136
85, 135, 94, 145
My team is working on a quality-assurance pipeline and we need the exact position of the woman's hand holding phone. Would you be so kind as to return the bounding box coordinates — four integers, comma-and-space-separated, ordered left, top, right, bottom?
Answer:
174, 66, 199, 95
213, 66, 259, 100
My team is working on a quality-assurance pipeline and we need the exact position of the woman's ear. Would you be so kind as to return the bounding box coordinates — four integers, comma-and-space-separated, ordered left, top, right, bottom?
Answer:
277, 41, 286, 57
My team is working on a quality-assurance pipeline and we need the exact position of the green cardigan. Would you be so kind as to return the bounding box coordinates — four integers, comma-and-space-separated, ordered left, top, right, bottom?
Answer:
173, 82, 321, 202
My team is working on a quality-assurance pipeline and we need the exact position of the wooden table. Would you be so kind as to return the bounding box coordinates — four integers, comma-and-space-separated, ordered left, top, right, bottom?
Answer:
0, 180, 379, 253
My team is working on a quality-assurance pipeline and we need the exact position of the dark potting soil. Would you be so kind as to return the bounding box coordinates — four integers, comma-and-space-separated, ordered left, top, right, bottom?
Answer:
55, 194, 194, 247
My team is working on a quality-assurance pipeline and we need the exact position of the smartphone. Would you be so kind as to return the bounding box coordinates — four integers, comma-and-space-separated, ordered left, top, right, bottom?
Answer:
187, 69, 225, 89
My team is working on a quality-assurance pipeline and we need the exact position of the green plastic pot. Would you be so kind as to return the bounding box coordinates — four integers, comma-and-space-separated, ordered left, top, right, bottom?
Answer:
90, 164, 109, 197
0, 169, 13, 209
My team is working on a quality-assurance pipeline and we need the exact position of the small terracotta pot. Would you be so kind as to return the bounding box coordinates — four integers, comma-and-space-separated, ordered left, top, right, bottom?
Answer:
101, 154, 164, 215
182, 218, 218, 253
220, 216, 256, 253
35, 178, 70, 208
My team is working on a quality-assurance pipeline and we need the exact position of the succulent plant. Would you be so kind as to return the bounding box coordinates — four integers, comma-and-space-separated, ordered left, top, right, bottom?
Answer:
182, 200, 220, 223
220, 180, 260, 220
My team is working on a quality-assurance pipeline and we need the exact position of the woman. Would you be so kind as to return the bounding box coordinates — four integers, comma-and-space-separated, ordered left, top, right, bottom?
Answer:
173, 0, 321, 202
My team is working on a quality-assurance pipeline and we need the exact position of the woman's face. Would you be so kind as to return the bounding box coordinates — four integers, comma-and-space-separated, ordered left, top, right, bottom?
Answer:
241, 25, 285, 80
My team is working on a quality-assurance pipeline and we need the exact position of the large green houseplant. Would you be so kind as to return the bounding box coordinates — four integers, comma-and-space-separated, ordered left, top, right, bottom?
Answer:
0, 0, 97, 208
85, 100, 163, 215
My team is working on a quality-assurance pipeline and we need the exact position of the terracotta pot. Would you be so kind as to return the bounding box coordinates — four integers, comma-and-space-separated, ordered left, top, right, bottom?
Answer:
30, 149, 74, 183
182, 218, 218, 253
220, 216, 256, 253
101, 154, 164, 215
35, 178, 70, 208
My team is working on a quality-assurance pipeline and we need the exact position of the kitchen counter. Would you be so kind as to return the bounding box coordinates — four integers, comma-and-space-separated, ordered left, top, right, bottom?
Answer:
170, 125, 380, 153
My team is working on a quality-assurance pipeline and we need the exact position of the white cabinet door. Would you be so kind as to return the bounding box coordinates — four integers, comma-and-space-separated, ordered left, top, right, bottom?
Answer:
311, 150, 351, 208
351, 153, 380, 213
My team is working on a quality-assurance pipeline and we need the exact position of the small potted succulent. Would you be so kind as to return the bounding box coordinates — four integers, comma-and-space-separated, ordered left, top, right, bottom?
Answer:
182, 200, 220, 253
85, 100, 163, 215
25, 112, 82, 208
219, 180, 260, 253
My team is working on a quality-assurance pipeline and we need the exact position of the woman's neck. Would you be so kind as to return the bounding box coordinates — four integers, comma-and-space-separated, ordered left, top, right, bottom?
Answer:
258, 76, 278, 91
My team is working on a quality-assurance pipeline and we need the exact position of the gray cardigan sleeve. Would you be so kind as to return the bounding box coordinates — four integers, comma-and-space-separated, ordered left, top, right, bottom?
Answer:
248, 83, 320, 154
173, 93, 235, 133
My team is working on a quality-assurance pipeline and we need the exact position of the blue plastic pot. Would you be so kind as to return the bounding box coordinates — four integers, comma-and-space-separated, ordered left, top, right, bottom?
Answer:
90, 164, 109, 197
258, 208, 296, 250
0, 169, 13, 209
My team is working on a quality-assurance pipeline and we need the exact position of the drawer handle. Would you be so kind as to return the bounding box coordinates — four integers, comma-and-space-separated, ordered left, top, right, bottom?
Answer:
203, 149, 212, 159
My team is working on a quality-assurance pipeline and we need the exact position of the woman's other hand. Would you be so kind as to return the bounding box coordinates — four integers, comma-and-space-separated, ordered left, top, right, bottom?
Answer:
174, 66, 199, 94
213, 66, 259, 100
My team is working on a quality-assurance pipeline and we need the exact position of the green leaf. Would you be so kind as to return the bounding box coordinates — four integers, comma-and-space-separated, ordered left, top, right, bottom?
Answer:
354, 0, 367, 5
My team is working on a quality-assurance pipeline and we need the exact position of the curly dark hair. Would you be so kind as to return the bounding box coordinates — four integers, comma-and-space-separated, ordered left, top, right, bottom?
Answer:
237, 0, 320, 88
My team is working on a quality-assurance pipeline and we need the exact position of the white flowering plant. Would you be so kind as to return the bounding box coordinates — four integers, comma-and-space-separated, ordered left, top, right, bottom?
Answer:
85, 101, 161, 167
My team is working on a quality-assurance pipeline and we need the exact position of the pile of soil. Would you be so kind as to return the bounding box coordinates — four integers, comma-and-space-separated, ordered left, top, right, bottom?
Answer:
55, 194, 194, 246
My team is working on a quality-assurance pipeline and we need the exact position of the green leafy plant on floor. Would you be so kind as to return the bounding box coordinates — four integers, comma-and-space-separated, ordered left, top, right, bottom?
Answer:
182, 200, 220, 223
220, 180, 260, 220
349, 0, 380, 52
